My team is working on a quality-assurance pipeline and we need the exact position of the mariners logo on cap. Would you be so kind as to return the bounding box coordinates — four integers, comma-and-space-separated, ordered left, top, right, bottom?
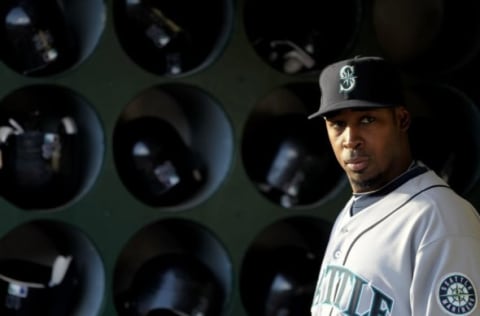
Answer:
339, 65, 356, 94
437, 273, 477, 315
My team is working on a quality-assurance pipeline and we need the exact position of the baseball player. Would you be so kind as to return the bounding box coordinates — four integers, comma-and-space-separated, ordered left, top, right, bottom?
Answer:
308, 56, 480, 315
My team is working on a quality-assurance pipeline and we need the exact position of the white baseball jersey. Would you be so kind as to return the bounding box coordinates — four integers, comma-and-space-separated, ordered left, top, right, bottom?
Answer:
311, 163, 480, 316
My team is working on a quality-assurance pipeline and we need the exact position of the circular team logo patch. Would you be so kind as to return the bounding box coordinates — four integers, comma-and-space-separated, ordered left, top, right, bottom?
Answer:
437, 273, 477, 315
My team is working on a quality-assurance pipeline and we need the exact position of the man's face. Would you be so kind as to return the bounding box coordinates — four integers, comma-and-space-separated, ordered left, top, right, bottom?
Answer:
324, 106, 410, 193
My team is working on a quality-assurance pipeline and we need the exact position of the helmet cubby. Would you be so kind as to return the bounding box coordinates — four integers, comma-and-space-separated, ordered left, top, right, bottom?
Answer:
0, 0, 106, 77
112, 0, 235, 77
113, 218, 233, 316
0, 84, 105, 211
112, 83, 234, 210
0, 219, 105, 316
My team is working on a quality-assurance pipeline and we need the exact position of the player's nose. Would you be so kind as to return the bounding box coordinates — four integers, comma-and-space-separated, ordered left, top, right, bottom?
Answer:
342, 126, 363, 149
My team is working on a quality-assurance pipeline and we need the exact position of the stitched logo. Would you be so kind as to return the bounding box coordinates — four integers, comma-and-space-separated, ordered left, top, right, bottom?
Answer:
438, 273, 477, 315
339, 65, 356, 94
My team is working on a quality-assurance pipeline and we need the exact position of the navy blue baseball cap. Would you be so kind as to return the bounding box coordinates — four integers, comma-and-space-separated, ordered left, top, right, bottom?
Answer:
308, 56, 405, 119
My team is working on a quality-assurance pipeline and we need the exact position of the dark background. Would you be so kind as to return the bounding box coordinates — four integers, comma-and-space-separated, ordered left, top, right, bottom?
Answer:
0, 0, 479, 315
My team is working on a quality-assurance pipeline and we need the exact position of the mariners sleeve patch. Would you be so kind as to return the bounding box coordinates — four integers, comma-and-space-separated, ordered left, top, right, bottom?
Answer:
437, 273, 477, 315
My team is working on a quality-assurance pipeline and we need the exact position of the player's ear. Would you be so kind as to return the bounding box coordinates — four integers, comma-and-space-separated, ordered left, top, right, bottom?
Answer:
397, 106, 411, 131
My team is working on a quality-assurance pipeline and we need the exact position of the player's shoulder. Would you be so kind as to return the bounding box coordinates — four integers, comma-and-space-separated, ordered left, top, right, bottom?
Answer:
411, 168, 472, 208
405, 169, 480, 236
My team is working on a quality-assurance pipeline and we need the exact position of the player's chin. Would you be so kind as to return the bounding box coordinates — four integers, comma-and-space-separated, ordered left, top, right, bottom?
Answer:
347, 168, 374, 182
345, 165, 369, 179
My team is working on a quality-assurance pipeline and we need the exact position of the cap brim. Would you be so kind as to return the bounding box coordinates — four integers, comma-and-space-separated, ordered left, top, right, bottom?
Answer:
308, 99, 391, 119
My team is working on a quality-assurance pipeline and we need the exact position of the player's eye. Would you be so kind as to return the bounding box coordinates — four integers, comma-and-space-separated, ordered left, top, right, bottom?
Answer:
328, 120, 346, 130
360, 116, 375, 124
